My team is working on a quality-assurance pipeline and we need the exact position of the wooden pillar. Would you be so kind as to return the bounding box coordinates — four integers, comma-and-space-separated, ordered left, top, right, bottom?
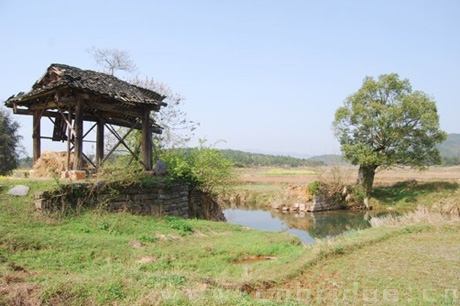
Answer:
141, 110, 152, 170
32, 110, 41, 163
73, 99, 83, 170
96, 118, 104, 168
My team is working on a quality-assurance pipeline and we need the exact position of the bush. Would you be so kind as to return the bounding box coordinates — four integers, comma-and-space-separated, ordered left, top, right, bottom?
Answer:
309, 166, 366, 207
308, 181, 320, 196
160, 141, 235, 193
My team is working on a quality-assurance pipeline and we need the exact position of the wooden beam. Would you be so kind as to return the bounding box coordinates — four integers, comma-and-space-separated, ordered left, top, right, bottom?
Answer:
142, 109, 153, 170
12, 108, 163, 132
101, 121, 139, 164
96, 117, 105, 168
32, 110, 42, 163
73, 99, 83, 170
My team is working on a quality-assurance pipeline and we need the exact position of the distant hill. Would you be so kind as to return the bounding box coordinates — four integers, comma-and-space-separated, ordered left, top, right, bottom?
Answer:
222, 133, 460, 168
306, 154, 347, 166
438, 133, 460, 158
221, 149, 324, 167
438, 133, 460, 165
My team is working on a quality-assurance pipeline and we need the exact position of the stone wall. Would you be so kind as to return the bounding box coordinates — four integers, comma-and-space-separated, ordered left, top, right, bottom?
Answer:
271, 197, 345, 213
34, 181, 223, 220
307, 195, 345, 212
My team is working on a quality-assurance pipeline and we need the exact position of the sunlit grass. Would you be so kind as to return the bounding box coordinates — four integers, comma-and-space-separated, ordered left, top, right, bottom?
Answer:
2, 170, 460, 305
262, 168, 317, 176
0, 181, 305, 305
371, 181, 459, 211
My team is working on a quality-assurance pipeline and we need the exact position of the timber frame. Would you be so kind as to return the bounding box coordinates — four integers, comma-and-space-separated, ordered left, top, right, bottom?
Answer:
5, 63, 167, 171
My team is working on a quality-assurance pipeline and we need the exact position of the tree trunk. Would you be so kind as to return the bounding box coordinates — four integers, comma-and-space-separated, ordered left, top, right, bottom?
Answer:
357, 165, 377, 209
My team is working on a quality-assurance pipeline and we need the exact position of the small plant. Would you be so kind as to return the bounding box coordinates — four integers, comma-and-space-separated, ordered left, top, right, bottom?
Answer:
138, 234, 158, 243
308, 181, 320, 196
98, 221, 110, 231
166, 216, 194, 235
104, 282, 125, 300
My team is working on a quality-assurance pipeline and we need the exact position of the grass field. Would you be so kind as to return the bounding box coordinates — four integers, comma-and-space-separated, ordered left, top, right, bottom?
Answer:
257, 223, 460, 305
1, 166, 459, 305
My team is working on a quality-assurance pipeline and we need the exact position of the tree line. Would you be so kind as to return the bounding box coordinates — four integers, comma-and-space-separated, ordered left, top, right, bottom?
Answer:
220, 149, 324, 167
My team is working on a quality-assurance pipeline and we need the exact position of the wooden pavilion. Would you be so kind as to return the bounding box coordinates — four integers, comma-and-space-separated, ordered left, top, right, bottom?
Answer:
4, 63, 167, 172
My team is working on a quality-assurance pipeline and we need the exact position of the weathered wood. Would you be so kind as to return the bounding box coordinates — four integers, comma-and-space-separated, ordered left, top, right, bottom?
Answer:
73, 99, 83, 170
32, 110, 41, 163
5, 63, 167, 172
66, 110, 72, 170
96, 118, 105, 168
101, 121, 138, 164
13, 108, 162, 132
142, 109, 153, 170
105, 123, 142, 164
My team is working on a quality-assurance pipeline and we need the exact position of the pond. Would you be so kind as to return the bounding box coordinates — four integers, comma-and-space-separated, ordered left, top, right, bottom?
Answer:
223, 208, 379, 244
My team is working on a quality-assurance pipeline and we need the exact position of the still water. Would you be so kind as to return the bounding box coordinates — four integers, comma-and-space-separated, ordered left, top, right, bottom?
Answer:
223, 208, 374, 244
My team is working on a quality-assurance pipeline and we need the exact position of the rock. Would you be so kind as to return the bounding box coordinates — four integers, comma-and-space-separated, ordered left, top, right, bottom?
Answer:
7, 185, 30, 196
299, 203, 306, 211
34, 199, 44, 210
154, 160, 167, 176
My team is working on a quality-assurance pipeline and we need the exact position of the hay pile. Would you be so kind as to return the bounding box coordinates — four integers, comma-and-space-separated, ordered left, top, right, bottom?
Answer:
30, 151, 76, 178
432, 189, 460, 217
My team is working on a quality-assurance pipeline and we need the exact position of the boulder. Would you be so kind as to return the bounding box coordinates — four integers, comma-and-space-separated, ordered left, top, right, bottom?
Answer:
7, 185, 30, 196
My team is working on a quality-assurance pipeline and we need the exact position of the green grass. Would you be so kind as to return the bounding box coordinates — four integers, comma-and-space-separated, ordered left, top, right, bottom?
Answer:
0, 178, 305, 305
372, 181, 459, 211
258, 224, 460, 305
1, 177, 460, 305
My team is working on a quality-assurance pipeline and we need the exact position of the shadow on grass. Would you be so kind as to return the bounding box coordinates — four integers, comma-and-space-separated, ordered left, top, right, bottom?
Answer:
372, 181, 459, 206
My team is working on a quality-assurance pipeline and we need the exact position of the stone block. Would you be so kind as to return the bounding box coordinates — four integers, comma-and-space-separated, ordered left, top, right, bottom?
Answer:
61, 170, 86, 180
34, 199, 43, 210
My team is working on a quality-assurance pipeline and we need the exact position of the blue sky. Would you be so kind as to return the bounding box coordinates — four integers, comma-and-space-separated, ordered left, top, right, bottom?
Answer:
1, 1, 459, 157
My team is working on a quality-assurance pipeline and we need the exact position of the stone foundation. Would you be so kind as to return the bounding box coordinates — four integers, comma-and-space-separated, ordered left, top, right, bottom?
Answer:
307, 195, 345, 212
34, 180, 224, 220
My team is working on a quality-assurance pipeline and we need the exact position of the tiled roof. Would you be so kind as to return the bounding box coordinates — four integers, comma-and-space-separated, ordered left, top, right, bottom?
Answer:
5, 63, 167, 108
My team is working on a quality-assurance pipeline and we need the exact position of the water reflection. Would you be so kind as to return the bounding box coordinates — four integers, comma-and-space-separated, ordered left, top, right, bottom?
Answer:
223, 208, 374, 244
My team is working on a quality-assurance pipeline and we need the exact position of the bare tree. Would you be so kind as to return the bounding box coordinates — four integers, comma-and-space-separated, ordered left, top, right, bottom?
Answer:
88, 47, 137, 75
130, 77, 199, 149
88, 48, 199, 151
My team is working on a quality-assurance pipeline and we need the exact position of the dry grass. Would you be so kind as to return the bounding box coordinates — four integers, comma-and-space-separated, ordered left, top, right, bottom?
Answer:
29, 151, 75, 178
369, 205, 460, 228
237, 165, 460, 186
432, 188, 460, 216
256, 212, 460, 305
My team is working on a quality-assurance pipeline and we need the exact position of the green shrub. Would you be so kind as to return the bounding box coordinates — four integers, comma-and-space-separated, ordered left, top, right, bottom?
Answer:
308, 181, 320, 195
166, 216, 194, 235
160, 140, 235, 193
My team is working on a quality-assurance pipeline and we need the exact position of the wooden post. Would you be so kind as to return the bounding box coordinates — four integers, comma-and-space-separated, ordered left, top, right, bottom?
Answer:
32, 110, 41, 163
141, 110, 152, 170
73, 99, 83, 170
96, 118, 104, 168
